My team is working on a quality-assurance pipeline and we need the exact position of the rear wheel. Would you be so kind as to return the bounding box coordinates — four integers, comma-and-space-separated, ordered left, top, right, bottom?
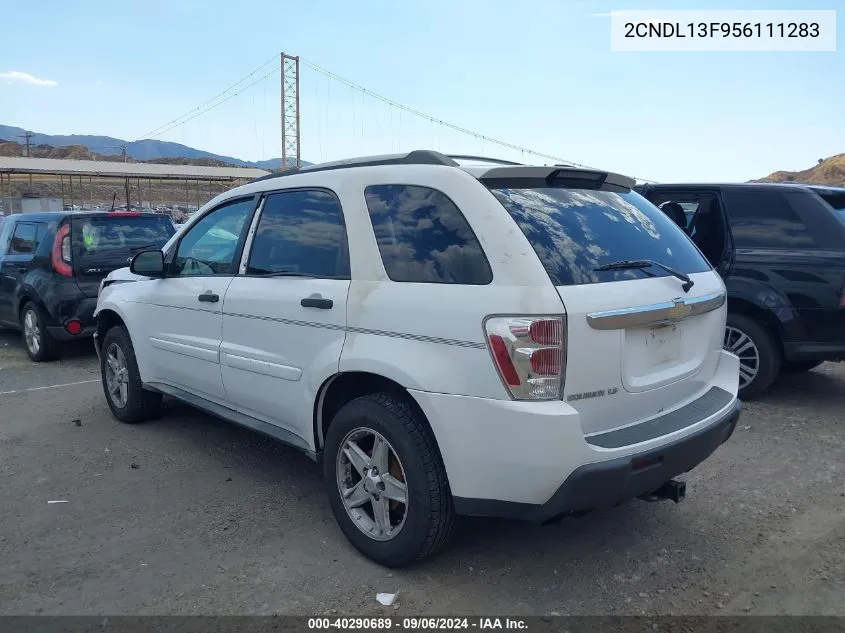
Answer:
100, 325, 162, 423
20, 302, 61, 362
323, 392, 456, 568
724, 313, 781, 400
781, 360, 824, 374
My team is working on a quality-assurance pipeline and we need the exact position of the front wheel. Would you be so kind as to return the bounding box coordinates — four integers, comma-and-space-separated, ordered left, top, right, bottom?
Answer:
323, 393, 456, 568
724, 313, 781, 400
100, 325, 162, 423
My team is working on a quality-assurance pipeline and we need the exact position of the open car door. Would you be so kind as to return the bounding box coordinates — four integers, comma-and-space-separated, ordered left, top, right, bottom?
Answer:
639, 186, 735, 280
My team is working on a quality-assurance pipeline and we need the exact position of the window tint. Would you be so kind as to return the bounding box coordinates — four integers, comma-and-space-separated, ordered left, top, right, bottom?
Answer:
489, 188, 710, 286
10, 222, 45, 254
814, 189, 845, 224
173, 198, 253, 276
724, 190, 814, 248
247, 189, 348, 278
71, 216, 174, 261
363, 185, 492, 284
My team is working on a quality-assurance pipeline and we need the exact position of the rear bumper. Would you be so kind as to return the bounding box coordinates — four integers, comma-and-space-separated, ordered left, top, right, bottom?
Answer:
45, 295, 97, 341
46, 324, 96, 341
458, 399, 740, 523
410, 349, 741, 520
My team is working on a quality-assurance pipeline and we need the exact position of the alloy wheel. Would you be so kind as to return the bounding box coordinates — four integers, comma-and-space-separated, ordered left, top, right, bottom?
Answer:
23, 309, 41, 356
104, 343, 130, 408
724, 326, 760, 389
336, 427, 409, 542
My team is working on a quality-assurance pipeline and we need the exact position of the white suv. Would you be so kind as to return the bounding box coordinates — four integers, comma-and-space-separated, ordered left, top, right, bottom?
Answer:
94, 150, 741, 567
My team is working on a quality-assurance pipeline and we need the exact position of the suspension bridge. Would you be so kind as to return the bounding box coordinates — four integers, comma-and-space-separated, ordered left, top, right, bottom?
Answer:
136, 52, 655, 183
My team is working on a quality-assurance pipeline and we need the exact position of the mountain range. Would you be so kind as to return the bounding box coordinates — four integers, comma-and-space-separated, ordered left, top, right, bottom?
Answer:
753, 154, 845, 188
3, 124, 843, 187
0, 124, 310, 170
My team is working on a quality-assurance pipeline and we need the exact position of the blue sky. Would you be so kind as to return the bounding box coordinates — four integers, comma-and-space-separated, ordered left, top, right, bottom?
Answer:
0, 0, 841, 182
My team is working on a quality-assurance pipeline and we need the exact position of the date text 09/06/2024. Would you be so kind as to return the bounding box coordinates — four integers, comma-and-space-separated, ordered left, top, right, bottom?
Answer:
307, 617, 528, 630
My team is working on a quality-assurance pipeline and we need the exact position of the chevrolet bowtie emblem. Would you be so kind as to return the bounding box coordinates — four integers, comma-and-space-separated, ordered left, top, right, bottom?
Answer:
666, 297, 693, 322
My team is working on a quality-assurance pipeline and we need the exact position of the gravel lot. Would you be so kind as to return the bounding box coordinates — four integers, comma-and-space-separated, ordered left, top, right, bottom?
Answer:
1, 328, 843, 616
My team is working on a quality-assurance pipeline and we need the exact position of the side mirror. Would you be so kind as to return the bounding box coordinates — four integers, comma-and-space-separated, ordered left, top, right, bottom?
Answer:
130, 250, 166, 277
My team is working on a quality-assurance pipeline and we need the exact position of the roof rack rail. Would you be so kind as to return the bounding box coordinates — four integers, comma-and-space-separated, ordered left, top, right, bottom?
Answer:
248, 150, 459, 183
447, 155, 524, 166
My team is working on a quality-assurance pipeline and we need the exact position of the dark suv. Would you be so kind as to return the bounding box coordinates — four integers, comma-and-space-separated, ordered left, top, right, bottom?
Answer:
636, 182, 845, 398
0, 211, 175, 361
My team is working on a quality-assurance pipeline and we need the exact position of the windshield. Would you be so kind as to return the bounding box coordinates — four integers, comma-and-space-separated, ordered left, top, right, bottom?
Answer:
489, 187, 711, 286
71, 215, 175, 261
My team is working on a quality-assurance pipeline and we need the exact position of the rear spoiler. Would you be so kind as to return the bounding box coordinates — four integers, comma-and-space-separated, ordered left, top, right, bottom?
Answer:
478, 166, 636, 193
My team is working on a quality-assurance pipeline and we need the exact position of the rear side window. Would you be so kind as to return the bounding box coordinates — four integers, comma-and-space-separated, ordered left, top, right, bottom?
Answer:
72, 215, 175, 259
724, 190, 814, 248
10, 222, 46, 254
490, 188, 710, 286
247, 189, 349, 278
815, 189, 845, 224
363, 184, 493, 284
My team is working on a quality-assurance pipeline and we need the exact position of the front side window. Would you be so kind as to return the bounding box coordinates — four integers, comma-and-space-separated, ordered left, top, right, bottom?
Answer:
490, 187, 711, 286
724, 190, 814, 248
247, 189, 349, 278
363, 184, 493, 284
172, 198, 254, 276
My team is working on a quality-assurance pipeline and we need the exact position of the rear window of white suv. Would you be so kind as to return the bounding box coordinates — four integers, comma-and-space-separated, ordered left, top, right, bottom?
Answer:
490, 187, 711, 286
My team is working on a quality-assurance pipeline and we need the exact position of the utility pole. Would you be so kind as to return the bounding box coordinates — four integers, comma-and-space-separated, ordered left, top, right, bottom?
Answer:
18, 131, 34, 157
280, 52, 301, 171
121, 145, 131, 210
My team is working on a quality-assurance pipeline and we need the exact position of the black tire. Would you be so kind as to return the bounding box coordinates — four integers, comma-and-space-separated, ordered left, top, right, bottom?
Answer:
100, 325, 162, 423
781, 360, 824, 374
20, 302, 61, 362
323, 392, 456, 568
725, 313, 781, 400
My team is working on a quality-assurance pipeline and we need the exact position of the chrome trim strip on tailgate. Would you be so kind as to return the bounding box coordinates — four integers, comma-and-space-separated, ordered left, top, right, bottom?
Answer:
586, 291, 725, 331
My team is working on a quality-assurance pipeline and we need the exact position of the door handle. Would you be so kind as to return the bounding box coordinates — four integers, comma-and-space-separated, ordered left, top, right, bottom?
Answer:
301, 295, 333, 309
198, 292, 219, 303
17, 266, 27, 274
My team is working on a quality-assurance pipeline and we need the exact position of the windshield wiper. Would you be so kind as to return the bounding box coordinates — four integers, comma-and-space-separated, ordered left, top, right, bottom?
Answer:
594, 259, 694, 292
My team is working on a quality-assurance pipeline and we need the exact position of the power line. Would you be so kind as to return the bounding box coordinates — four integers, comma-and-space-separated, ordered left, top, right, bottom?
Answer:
139, 64, 281, 141
137, 55, 280, 140
300, 57, 657, 183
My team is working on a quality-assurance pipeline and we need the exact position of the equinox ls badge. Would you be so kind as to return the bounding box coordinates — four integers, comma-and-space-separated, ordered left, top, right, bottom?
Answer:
568, 387, 619, 402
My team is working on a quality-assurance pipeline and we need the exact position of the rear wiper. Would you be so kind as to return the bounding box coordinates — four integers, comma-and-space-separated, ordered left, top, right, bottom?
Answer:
594, 259, 694, 292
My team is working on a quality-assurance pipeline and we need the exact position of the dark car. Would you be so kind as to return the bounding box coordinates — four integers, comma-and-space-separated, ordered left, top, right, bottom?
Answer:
0, 211, 175, 361
635, 182, 845, 398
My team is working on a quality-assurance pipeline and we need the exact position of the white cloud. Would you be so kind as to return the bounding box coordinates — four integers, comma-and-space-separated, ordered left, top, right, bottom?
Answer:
0, 71, 58, 87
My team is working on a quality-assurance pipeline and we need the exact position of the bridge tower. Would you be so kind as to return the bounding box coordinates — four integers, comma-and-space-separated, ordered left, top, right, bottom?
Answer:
280, 53, 301, 171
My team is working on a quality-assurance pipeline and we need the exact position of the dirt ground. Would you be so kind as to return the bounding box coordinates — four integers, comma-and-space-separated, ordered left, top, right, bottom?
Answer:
1, 328, 843, 616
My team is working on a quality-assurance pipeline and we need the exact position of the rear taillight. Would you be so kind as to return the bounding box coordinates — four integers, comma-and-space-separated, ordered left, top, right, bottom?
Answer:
484, 316, 566, 400
51, 224, 72, 277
